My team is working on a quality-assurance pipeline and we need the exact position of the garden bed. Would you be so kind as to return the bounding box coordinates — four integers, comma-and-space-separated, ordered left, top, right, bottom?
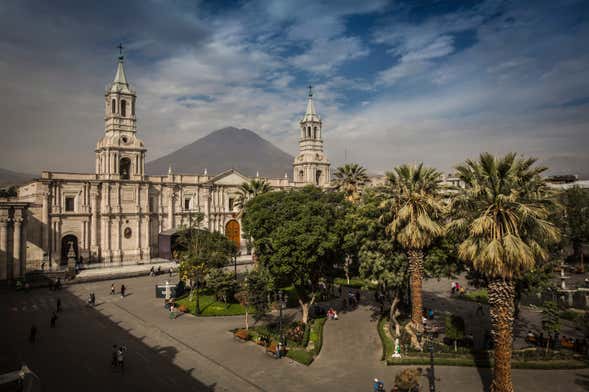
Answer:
377, 315, 588, 369
232, 317, 327, 366
175, 292, 253, 316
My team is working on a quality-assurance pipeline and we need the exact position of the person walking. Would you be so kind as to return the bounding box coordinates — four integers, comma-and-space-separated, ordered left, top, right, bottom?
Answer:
120, 284, 126, 298
110, 283, 115, 295
29, 325, 37, 343
56, 298, 61, 313
117, 345, 126, 373
50, 312, 57, 328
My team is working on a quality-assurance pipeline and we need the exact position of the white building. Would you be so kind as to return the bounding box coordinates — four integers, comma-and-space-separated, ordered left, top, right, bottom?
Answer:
0, 54, 331, 279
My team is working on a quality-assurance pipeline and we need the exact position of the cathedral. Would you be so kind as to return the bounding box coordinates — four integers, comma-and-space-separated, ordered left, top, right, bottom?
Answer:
0, 54, 330, 280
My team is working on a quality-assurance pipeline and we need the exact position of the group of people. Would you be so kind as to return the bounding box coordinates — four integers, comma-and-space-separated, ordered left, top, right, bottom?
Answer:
526, 330, 588, 353
373, 378, 402, 392
327, 307, 338, 320
343, 290, 361, 309
111, 283, 126, 298
450, 281, 465, 295
148, 266, 162, 277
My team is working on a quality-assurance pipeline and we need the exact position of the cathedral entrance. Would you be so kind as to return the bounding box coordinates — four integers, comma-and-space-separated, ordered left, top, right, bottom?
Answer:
225, 220, 240, 250
60, 235, 79, 266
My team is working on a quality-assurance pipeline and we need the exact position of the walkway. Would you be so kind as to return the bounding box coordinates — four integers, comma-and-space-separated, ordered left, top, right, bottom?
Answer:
2, 276, 588, 392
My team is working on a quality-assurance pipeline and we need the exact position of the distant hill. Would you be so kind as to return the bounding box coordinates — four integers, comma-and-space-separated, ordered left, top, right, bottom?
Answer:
146, 127, 294, 178
541, 156, 589, 180
0, 168, 34, 186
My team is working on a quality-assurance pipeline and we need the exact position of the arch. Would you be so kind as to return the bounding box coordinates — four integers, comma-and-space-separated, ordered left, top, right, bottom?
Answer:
121, 100, 127, 116
111, 99, 116, 114
316, 170, 322, 185
120, 157, 131, 180
225, 220, 240, 250
131, 99, 135, 116
314, 126, 318, 138
61, 234, 79, 266
307, 126, 312, 138
299, 170, 304, 179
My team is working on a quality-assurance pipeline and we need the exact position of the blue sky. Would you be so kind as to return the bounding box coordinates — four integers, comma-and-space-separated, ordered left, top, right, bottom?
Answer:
1, 0, 588, 176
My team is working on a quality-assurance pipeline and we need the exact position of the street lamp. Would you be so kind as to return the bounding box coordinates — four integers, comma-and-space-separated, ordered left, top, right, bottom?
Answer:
427, 331, 436, 392
274, 290, 288, 346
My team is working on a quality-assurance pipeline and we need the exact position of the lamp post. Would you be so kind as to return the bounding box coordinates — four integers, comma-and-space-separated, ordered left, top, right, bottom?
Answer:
428, 331, 436, 392
275, 290, 288, 346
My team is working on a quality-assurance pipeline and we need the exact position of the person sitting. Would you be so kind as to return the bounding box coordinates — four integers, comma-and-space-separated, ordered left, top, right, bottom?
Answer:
157, 266, 162, 275
332, 310, 338, 320
327, 308, 335, 320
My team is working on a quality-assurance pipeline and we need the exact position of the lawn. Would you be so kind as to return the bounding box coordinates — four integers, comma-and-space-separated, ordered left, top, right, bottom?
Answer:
176, 291, 253, 316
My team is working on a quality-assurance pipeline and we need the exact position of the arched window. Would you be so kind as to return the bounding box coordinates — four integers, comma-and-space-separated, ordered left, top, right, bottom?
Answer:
121, 100, 127, 117
131, 100, 135, 116
316, 170, 322, 185
307, 127, 311, 138
314, 126, 318, 138
111, 99, 116, 114
119, 157, 131, 180
299, 170, 304, 179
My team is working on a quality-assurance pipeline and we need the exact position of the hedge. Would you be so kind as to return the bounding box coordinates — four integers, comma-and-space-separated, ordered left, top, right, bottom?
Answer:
387, 356, 589, 369
310, 317, 326, 355
378, 317, 394, 360
287, 349, 314, 365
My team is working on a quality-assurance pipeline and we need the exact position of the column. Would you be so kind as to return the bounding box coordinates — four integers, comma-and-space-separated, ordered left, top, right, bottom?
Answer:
168, 188, 175, 229
42, 189, 50, 262
13, 209, 23, 279
90, 184, 99, 256
0, 211, 9, 280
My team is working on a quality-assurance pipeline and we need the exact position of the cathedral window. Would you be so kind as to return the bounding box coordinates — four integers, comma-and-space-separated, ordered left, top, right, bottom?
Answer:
121, 100, 127, 117
119, 157, 131, 180
111, 99, 116, 114
299, 170, 304, 179
149, 197, 155, 212
316, 170, 322, 185
184, 198, 191, 210
228, 197, 234, 211
65, 197, 75, 212
131, 100, 135, 116
307, 127, 311, 138
314, 127, 318, 138
124, 227, 132, 239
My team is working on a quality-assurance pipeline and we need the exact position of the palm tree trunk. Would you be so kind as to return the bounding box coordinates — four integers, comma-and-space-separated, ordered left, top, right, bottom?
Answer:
488, 278, 515, 392
408, 249, 424, 332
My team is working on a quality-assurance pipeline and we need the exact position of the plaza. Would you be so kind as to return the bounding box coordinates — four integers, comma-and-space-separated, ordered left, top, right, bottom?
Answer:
1, 274, 587, 391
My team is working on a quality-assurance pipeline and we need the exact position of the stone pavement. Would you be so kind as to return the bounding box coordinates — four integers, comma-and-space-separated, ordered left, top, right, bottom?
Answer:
2, 275, 588, 391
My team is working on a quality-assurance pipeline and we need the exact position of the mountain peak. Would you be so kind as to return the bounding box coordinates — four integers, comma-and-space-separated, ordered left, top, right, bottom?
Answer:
146, 127, 293, 178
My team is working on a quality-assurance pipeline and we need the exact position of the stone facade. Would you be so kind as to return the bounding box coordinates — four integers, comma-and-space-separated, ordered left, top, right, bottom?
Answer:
5, 55, 330, 277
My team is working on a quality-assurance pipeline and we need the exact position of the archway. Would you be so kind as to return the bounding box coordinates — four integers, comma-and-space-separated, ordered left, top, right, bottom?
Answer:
120, 157, 131, 180
225, 220, 240, 250
61, 234, 78, 266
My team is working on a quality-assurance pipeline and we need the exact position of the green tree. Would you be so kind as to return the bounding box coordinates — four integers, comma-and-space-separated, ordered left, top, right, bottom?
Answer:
560, 186, 589, 272
383, 163, 445, 335
235, 178, 272, 214
207, 270, 237, 304
176, 213, 237, 314
445, 314, 466, 352
541, 301, 560, 354
333, 163, 369, 203
242, 186, 348, 324
451, 153, 559, 392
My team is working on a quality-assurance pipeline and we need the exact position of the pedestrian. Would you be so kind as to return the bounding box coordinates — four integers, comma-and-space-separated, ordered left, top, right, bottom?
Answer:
120, 284, 126, 298
56, 298, 61, 313
373, 378, 383, 392
29, 325, 37, 343
451, 281, 456, 294
117, 345, 126, 373
50, 312, 57, 328
169, 303, 176, 319
111, 345, 118, 368
149, 266, 155, 277
111, 283, 115, 295
157, 266, 161, 275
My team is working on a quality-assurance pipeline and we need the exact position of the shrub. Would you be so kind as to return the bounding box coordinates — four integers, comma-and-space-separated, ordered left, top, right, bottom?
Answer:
445, 314, 465, 352
560, 309, 581, 321
394, 368, 420, 390
302, 322, 311, 347
287, 349, 314, 366
177, 304, 188, 313
234, 329, 250, 341
286, 321, 305, 344
378, 317, 394, 360
310, 317, 326, 355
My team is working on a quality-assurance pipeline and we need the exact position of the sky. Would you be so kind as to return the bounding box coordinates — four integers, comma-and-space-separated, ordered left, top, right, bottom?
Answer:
1, 0, 588, 177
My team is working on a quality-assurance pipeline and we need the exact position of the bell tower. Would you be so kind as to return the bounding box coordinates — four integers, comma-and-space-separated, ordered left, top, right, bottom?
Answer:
96, 46, 146, 180
292, 86, 330, 186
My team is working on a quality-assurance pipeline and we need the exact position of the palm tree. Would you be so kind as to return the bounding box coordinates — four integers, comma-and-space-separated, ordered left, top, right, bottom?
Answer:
451, 153, 559, 392
235, 179, 271, 261
334, 163, 369, 203
235, 179, 272, 214
383, 163, 444, 335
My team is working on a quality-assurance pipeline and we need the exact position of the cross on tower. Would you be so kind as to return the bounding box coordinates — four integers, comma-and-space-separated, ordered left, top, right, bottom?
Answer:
117, 43, 124, 60
308, 85, 313, 97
